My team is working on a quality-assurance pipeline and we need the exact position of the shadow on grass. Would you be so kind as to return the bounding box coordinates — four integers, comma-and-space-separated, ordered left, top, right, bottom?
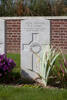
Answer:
0, 72, 20, 85
48, 75, 67, 89
0, 72, 35, 85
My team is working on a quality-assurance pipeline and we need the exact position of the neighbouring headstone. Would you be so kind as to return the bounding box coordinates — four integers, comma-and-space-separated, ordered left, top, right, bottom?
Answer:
0, 19, 5, 54
21, 18, 50, 80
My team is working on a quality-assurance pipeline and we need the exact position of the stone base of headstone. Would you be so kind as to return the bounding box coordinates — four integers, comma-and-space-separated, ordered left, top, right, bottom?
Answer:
21, 68, 40, 80
21, 68, 46, 86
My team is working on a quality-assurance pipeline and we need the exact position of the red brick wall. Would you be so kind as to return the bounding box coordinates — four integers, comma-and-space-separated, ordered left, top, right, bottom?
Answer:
5, 19, 67, 54
5, 20, 21, 53
51, 19, 67, 53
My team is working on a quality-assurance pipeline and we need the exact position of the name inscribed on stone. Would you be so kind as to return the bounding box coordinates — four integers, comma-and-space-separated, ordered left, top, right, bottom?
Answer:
22, 19, 49, 33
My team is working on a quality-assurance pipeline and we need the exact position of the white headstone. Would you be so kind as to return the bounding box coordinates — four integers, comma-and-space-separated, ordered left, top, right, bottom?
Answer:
21, 18, 50, 80
0, 19, 5, 54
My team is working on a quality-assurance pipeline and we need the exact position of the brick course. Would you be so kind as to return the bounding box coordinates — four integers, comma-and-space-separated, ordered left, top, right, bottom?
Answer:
51, 19, 67, 53
5, 19, 67, 54
5, 20, 21, 53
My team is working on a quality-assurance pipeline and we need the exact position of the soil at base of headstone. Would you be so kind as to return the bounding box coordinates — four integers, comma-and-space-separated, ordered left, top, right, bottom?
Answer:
0, 75, 67, 89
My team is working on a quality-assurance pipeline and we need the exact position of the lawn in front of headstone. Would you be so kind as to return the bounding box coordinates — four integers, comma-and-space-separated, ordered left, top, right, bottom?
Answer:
0, 85, 67, 100
0, 53, 67, 100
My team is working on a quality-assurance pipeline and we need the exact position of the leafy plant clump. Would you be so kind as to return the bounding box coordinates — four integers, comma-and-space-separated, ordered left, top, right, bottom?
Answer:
40, 45, 60, 86
31, 45, 60, 86
0, 54, 16, 77
51, 50, 67, 88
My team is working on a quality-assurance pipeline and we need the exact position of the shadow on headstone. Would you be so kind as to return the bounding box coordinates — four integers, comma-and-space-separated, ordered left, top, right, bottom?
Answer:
21, 69, 37, 84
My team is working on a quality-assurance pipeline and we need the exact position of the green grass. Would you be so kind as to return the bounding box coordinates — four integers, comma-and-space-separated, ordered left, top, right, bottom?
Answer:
7, 53, 20, 68
7, 53, 20, 73
55, 54, 67, 67
0, 53, 67, 100
0, 85, 67, 100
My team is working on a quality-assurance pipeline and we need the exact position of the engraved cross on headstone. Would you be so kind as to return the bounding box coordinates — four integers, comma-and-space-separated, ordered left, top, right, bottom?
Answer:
21, 18, 50, 79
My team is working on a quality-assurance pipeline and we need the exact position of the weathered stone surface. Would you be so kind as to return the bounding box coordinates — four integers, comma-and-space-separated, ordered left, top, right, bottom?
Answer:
21, 18, 50, 79
0, 19, 5, 54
